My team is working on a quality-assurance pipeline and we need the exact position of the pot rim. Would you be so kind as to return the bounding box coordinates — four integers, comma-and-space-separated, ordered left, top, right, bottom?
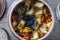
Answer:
8, 0, 55, 40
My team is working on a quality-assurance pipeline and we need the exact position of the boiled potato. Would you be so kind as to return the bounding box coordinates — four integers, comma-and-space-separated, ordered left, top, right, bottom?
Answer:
46, 21, 52, 28
25, 0, 31, 6
12, 21, 17, 27
23, 27, 32, 33
32, 31, 39, 40
35, 2, 44, 8
17, 20, 25, 29
39, 27, 47, 34
35, 10, 43, 17
36, 17, 42, 25
26, 9, 34, 15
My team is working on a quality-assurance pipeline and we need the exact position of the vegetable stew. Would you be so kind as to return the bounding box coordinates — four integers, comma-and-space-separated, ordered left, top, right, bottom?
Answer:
11, 0, 52, 40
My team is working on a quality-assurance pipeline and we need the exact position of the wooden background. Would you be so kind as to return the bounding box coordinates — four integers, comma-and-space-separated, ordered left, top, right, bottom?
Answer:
0, 0, 60, 40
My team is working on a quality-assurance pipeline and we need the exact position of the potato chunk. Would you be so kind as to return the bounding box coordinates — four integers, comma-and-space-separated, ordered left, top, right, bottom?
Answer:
39, 27, 47, 34
35, 2, 44, 8
17, 20, 25, 29
32, 31, 39, 40
46, 21, 52, 28
36, 17, 42, 25
23, 27, 32, 33
35, 10, 43, 17
26, 9, 34, 15
12, 21, 17, 27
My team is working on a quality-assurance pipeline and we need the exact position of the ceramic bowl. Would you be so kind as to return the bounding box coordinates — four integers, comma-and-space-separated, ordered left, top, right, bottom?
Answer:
8, 0, 54, 40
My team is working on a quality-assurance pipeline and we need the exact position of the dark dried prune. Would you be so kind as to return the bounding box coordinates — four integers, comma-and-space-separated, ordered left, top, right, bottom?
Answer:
22, 14, 30, 21
26, 20, 36, 30
22, 14, 34, 21
26, 20, 34, 26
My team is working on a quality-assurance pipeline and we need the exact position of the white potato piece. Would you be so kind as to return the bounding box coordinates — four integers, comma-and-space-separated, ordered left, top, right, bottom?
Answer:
26, 9, 34, 15
25, 0, 31, 6
12, 21, 17, 27
20, 20, 25, 25
36, 17, 42, 24
32, 31, 39, 40
46, 21, 52, 28
35, 2, 44, 8
17, 20, 25, 29
23, 27, 32, 33
35, 10, 43, 17
39, 27, 48, 34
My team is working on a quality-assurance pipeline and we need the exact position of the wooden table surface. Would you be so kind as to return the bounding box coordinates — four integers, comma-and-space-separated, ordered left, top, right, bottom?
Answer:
0, 0, 60, 40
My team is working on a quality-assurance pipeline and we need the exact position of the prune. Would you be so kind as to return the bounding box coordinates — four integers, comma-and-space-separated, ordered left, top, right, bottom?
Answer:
30, 16, 35, 20
22, 14, 30, 21
26, 20, 34, 26
26, 20, 36, 30
22, 14, 34, 21
31, 21, 36, 30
